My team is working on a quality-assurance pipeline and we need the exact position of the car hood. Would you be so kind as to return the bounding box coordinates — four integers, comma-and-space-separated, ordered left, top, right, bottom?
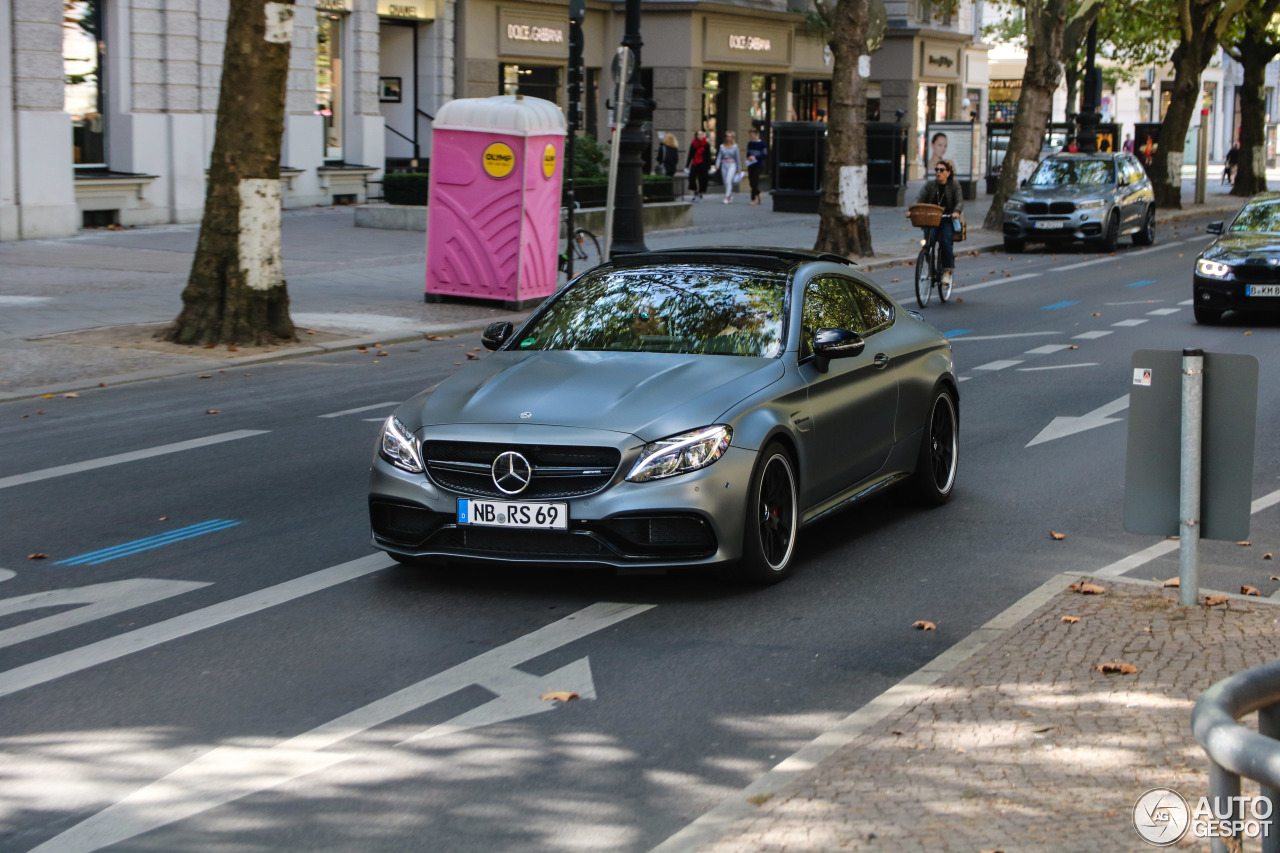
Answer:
1011, 185, 1114, 204
1201, 233, 1280, 263
410, 350, 785, 442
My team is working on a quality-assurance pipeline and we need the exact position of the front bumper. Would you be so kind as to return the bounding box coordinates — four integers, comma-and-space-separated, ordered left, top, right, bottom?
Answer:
368, 441, 759, 568
1193, 272, 1280, 314
1002, 208, 1109, 242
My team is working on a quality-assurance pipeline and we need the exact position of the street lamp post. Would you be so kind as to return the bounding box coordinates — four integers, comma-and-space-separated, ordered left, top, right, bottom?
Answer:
1076, 20, 1102, 154
609, 0, 652, 256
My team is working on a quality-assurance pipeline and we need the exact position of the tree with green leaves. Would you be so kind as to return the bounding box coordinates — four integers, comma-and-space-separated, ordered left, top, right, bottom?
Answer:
982, 0, 1105, 235
1218, 0, 1280, 196
1149, 0, 1248, 209
1059, 1, 1178, 124
167, 0, 297, 346
812, 0, 882, 258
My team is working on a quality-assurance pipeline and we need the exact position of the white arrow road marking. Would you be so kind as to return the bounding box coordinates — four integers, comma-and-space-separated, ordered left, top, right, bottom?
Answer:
1026, 394, 1129, 447
0, 579, 209, 650
29, 602, 652, 853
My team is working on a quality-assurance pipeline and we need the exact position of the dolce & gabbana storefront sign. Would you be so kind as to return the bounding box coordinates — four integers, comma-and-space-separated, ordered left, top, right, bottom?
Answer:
499, 9, 568, 58
704, 19, 790, 66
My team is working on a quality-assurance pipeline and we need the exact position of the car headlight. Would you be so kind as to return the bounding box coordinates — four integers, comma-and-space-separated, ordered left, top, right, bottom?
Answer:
1076, 199, 1107, 210
1196, 258, 1231, 278
380, 415, 424, 473
1004, 200, 1024, 212
626, 425, 732, 483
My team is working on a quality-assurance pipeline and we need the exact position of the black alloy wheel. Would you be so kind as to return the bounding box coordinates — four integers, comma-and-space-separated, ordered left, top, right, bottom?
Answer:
915, 245, 933, 308
1101, 211, 1120, 252
1132, 205, 1155, 246
911, 389, 958, 505
737, 443, 798, 583
1003, 236, 1025, 253
1194, 304, 1225, 325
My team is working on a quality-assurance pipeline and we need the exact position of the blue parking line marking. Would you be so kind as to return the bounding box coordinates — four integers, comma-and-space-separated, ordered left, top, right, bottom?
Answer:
1041, 301, 1079, 310
1126, 279, 1157, 288
56, 520, 242, 566
943, 329, 972, 338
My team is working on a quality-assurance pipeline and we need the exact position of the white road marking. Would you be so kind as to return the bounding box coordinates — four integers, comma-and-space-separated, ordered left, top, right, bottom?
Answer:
0, 579, 209, 650
1073, 330, 1113, 339
1024, 344, 1074, 355
1147, 308, 1181, 316
32, 602, 653, 853
1026, 394, 1129, 447
319, 402, 399, 418
1107, 300, 1165, 306
956, 272, 1041, 292
972, 360, 1024, 371
958, 376, 972, 382
1017, 363, 1100, 372
948, 332, 1060, 342
0, 554, 392, 699
1112, 319, 1148, 327
1179, 299, 1194, 306
0, 295, 54, 306
0, 431, 269, 491
1095, 485, 1280, 579
1049, 241, 1186, 272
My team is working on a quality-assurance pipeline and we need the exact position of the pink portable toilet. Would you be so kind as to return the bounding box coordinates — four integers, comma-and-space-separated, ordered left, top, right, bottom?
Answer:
425, 95, 566, 309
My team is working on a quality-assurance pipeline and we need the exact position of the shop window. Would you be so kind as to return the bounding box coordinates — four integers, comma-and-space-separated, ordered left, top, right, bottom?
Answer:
65, 0, 106, 167
702, 71, 729, 143
791, 79, 830, 122
585, 68, 599, 138
317, 13, 345, 161
751, 75, 775, 131
501, 64, 560, 106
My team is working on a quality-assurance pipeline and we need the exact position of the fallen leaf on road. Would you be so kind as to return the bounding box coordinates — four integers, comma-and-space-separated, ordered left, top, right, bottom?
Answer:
1270, 575, 1280, 581
306, 330, 317, 335
427, 335, 443, 341
1265, 553, 1273, 560
1096, 662, 1138, 675
1061, 616, 1080, 624
891, 730, 904, 736
202, 344, 215, 349
1049, 531, 1066, 540
1245, 331, 1252, 335
1069, 582, 1106, 595
1032, 725, 1056, 733
471, 347, 483, 351
205, 409, 220, 414
158, 517, 168, 521
1237, 541, 1252, 547
41, 394, 53, 399
1069, 345, 1079, 350
912, 620, 937, 631
227, 345, 238, 352
891, 278, 900, 283
1204, 595, 1230, 607
1241, 586, 1261, 596
357, 347, 368, 353
63, 392, 79, 398
377, 351, 390, 357
1162, 577, 1180, 588
244, 373, 252, 377
979, 849, 1007, 853
747, 794, 774, 806
541, 692, 578, 702
27, 553, 47, 560
99, 383, 108, 387
199, 375, 212, 379
1092, 312, 1101, 317
454, 362, 462, 365
465, 352, 479, 359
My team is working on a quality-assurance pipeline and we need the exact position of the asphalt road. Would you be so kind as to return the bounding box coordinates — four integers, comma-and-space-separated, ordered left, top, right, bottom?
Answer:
3, 213, 1279, 853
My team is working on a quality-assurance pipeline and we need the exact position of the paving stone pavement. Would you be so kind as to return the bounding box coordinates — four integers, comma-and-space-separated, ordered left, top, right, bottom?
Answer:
691, 576, 1280, 853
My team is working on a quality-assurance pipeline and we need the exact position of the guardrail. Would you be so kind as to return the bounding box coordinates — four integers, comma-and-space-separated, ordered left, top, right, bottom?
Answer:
1191, 658, 1280, 853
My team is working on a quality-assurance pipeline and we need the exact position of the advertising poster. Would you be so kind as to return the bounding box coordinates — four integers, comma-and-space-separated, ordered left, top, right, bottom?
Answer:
925, 122, 974, 179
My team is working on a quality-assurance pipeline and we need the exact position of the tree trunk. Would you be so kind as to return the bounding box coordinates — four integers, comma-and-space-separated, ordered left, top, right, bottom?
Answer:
814, 0, 873, 258
983, 0, 1067, 232
1228, 1, 1280, 196
167, 0, 297, 346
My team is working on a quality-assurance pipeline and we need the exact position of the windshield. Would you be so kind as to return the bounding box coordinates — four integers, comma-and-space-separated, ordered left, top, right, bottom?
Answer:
1230, 200, 1280, 234
1029, 159, 1116, 188
514, 264, 787, 357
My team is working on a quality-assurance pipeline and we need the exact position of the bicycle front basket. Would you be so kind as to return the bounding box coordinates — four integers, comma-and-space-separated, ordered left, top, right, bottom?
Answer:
908, 203, 944, 228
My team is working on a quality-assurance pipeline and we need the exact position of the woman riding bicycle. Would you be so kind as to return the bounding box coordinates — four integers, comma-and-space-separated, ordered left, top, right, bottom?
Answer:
908, 158, 963, 288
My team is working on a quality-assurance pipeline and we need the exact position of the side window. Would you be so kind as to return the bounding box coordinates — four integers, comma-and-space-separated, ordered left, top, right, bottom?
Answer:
850, 281, 894, 330
1122, 157, 1143, 185
802, 276, 864, 355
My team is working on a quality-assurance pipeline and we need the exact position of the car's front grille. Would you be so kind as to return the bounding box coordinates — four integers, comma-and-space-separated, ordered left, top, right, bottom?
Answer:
1025, 202, 1048, 215
432, 527, 608, 558
1025, 202, 1077, 215
1049, 201, 1076, 214
1233, 264, 1280, 285
422, 441, 621, 499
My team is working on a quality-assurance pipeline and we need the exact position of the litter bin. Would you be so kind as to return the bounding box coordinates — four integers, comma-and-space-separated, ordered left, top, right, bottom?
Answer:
771, 122, 825, 213
425, 95, 566, 309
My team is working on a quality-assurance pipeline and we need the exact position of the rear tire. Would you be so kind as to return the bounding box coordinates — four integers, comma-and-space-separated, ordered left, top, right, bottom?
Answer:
735, 443, 799, 584
915, 246, 933, 308
1194, 304, 1225, 325
574, 228, 602, 268
1003, 236, 1025, 253
910, 388, 958, 506
1132, 205, 1155, 246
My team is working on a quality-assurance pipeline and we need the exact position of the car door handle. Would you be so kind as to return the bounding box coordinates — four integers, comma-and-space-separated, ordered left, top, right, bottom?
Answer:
873, 353, 890, 369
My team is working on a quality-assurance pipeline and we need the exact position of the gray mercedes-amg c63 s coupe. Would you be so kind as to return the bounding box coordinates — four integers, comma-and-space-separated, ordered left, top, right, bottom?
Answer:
369, 248, 958, 583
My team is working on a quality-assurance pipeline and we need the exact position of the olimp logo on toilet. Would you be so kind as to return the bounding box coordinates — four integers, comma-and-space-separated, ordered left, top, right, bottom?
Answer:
483, 142, 515, 178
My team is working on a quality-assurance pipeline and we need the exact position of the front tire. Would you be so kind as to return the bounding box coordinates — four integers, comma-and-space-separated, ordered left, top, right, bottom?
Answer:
1132, 205, 1155, 246
915, 246, 933, 308
910, 389, 958, 506
735, 443, 799, 584
1003, 236, 1025, 253
1101, 211, 1120, 252
1194, 304, 1225, 325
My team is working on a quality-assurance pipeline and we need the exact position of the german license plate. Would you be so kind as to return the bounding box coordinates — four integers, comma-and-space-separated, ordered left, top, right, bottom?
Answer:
457, 499, 568, 529
1246, 284, 1280, 297
1034, 220, 1065, 230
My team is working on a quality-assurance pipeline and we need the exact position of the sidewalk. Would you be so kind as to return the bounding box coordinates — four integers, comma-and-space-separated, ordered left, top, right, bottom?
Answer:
670, 573, 1280, 853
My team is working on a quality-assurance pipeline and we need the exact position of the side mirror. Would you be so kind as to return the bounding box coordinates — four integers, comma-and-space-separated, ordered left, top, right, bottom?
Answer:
1020, 178, 1027, 188
481, 321, 514, 351
812, 327, 865, 372
1206, 221, 1224, 235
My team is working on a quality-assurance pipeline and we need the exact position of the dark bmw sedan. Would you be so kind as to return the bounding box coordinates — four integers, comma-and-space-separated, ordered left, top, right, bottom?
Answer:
369, 248, 958, 583
1194, 192, 1280, 324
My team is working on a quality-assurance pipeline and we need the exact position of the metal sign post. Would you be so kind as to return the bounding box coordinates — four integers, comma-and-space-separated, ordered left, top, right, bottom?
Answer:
1179, 349, 1204, 606
602, 46, 632, 261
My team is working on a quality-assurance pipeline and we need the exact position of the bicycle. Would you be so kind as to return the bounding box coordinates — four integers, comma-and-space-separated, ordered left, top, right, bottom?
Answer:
558, 205, 601, 276
908, 203, 953, 308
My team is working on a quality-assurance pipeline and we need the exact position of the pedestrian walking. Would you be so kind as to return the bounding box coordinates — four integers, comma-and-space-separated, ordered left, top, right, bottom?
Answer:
1225, 142, 1240, 185
659, 133, 680, 177
1122, 133, 1134, 153
715, 130, 740, 204
687, 131, 711, 201
746, 129, 767, 206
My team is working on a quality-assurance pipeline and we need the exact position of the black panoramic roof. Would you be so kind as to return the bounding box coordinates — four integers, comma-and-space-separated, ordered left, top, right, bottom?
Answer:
606, 246, 856, 272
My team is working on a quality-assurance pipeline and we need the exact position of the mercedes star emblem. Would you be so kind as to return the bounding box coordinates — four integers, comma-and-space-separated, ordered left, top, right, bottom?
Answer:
492, 450, 533, 495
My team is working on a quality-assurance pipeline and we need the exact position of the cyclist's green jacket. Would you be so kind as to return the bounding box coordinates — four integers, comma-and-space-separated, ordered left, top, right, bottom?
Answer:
915, 179, 964, 216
